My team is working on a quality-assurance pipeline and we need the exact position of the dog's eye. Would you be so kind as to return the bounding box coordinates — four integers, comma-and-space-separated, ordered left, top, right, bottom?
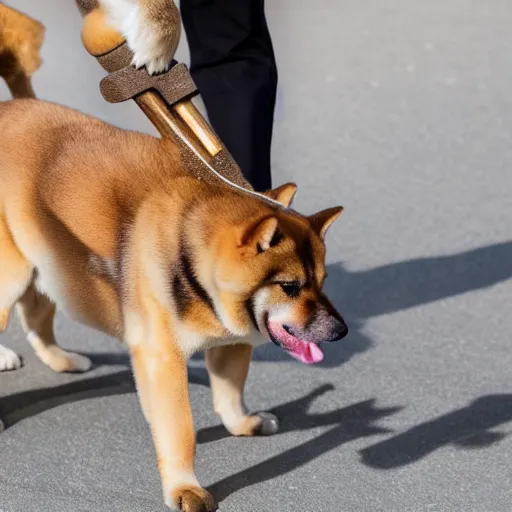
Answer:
280, 282, 301, 298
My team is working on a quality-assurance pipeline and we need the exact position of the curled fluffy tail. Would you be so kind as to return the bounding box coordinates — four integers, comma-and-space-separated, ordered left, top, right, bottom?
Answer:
0, 4, 45, 98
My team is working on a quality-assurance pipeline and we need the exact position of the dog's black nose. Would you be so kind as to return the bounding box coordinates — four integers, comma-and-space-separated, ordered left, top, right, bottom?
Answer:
328, 319, 348, 342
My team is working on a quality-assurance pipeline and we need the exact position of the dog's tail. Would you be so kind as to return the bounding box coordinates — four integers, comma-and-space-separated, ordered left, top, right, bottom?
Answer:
0, 4, 45, 99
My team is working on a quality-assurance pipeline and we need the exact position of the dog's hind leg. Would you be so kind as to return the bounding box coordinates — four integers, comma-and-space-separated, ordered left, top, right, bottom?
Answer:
206, 344, 279, 436
0, 213, 33, 371
16, 284, 92, 373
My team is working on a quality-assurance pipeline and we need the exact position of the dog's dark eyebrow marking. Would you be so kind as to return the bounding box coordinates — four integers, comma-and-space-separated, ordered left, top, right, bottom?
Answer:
263, 268, 280, 283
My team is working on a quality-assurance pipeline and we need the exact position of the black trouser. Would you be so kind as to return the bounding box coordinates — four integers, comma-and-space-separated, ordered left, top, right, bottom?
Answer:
181, 0, 277, 191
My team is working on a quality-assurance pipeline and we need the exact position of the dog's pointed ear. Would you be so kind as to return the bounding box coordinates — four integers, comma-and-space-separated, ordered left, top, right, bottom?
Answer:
309, 206, 343, 239
241, 216, 279, 253
263, 183, 297, 207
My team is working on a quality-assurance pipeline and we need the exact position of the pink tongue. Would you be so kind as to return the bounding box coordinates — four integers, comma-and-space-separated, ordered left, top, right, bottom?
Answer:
268, 322, 324, 364
288, 341, 324, 364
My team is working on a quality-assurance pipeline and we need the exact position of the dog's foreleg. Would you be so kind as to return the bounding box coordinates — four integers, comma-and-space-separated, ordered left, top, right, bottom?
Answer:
206, 344, 279, 436
127, 312, 217, 512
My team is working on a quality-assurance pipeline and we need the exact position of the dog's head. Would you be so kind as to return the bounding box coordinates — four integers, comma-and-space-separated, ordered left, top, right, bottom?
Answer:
211, 183, 348, 364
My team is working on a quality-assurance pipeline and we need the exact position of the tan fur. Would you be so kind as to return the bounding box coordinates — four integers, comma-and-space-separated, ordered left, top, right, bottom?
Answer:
0, 4, 44, 97
0, 309, 10, 331
82, 7, 125, 56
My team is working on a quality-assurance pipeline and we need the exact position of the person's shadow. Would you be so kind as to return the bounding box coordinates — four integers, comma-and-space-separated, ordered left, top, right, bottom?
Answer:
360, 394, 512, 469
249, 240, 512, 367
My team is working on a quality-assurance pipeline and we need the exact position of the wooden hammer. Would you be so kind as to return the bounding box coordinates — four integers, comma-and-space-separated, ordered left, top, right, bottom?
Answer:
77, 0, 252, 190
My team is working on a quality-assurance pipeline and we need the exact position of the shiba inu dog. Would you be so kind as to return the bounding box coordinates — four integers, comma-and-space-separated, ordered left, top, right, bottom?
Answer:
0, 4, 348, 511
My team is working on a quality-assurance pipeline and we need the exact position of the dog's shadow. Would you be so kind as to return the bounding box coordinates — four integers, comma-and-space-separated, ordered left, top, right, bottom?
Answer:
205, 384, 401, 502
0, 361, 208, 429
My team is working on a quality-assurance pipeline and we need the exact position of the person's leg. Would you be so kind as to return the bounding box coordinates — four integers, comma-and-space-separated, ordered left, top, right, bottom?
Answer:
181, 0, 277, 191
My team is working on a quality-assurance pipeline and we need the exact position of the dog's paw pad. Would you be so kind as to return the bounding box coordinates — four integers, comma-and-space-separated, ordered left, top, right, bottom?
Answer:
0, 345, 22, 372
254, 412, 280, 436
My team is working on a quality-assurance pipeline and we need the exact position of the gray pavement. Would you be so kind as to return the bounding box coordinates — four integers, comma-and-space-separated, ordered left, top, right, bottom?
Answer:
1, 1, 512, 511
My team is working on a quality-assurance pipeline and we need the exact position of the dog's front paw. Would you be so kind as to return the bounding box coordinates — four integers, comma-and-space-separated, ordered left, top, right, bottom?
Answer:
64, 352, 93, 373
0, 345, 22, 372
230, 412, 280, 437
42, 350, 92, 373
27, 333, 92, 373
166, 485, 218, 512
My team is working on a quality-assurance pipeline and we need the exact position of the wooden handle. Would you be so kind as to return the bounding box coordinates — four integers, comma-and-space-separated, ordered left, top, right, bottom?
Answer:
174, 101, 223, 156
